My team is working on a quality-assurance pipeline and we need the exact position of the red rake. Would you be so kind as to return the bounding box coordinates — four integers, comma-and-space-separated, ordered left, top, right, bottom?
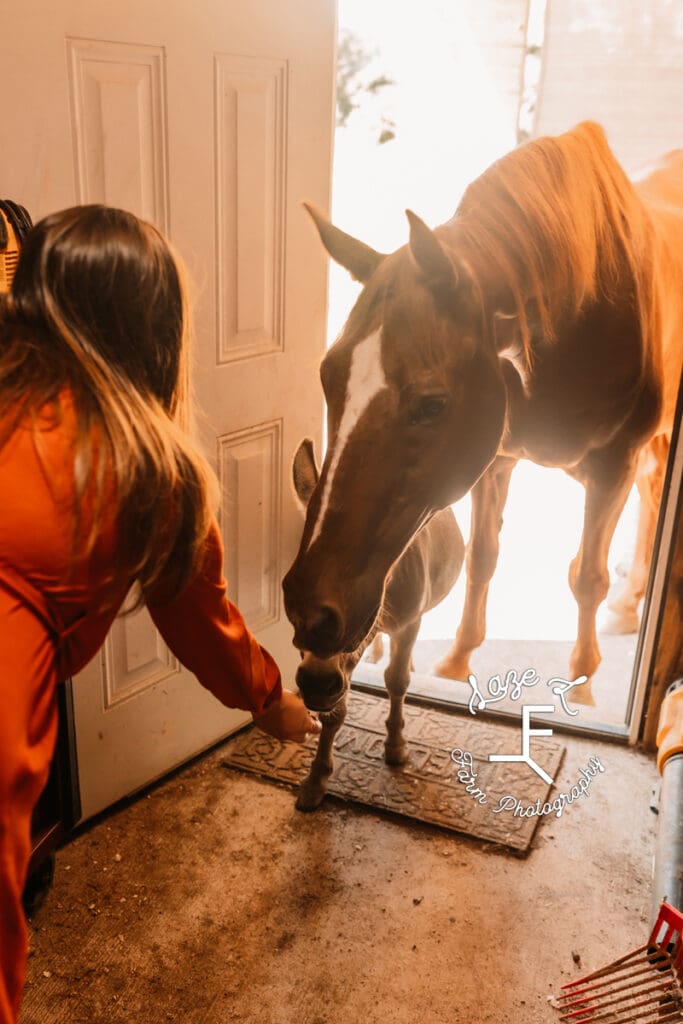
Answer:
554, 903, 683, 1023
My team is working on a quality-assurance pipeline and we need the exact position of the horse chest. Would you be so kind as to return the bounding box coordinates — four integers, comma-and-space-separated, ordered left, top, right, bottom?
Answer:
499, 326, 651, 467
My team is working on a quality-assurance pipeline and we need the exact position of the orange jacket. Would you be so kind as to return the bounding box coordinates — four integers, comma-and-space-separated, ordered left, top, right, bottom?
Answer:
0, 397, 283, 715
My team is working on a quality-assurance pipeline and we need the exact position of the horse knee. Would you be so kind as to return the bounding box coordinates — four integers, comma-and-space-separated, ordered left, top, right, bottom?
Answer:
569, 559, 609, 606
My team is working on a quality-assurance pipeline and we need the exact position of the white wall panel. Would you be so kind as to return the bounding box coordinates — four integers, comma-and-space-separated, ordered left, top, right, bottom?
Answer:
535, 2, 683, 173
462, 0, 529, 131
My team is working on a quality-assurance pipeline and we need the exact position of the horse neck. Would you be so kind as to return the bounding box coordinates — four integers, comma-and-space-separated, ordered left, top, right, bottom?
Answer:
438, 157, 655, 364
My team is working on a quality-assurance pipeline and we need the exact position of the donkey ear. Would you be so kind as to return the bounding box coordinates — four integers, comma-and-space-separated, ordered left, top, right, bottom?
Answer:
406, 209, 458, 288
303, 202, 386, 283
292, 438, 320, 508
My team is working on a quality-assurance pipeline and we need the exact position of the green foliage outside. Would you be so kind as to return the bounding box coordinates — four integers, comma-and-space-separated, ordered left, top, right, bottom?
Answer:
336, 28, 396, 144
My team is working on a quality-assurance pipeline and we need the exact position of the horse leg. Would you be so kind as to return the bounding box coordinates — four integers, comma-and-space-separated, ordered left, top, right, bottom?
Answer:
604, 435, 669, 634
434, 455, 517, 680
295, 695, 347, 812
364, 632, 385, 664
568, 450, 639, 705
384, 619, 420, 765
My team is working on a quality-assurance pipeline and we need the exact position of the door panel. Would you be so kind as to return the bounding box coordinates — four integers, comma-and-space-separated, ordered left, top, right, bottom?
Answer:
218, 419, 283, 632
1, 0, 336, 819
66, 37, 170, 227
215, 53, 287, 362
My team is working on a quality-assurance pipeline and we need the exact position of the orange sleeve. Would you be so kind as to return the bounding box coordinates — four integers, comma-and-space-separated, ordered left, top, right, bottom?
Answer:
146, 520, 283, 717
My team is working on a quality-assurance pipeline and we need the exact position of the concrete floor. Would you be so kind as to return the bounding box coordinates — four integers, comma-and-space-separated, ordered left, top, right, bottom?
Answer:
22, 724, 658, 1024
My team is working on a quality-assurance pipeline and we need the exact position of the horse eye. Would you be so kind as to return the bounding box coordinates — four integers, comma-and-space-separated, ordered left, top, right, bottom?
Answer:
409, 394, 448, 425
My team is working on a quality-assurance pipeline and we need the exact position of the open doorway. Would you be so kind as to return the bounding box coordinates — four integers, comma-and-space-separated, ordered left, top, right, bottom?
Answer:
330, 0, 649, 739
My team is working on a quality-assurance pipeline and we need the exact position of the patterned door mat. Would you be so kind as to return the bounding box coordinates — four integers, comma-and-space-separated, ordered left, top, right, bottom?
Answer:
222, 691, 565, 854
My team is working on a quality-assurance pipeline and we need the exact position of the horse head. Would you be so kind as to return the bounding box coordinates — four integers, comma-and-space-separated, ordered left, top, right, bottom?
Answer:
283, 206, 507, 658
289, 438, 370, 710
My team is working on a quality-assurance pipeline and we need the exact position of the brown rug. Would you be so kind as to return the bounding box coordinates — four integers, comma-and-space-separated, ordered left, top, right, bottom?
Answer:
222, 691, 565, 854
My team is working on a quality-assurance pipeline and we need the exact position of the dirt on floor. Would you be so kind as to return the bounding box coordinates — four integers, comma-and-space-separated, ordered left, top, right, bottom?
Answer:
21, 727, 658, 1024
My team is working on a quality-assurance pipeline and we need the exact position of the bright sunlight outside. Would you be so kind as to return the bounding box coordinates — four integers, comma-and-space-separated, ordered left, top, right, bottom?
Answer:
329, 1, 639, 721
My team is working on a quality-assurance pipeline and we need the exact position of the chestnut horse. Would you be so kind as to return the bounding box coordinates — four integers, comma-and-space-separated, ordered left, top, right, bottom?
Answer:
283, 122, 683, 705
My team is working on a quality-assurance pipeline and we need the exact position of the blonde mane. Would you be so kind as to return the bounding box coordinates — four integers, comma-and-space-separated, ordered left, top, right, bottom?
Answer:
449, 122, 654, 364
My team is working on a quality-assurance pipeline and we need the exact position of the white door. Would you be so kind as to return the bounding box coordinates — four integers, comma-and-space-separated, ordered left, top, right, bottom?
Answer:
1, 0, 336, 819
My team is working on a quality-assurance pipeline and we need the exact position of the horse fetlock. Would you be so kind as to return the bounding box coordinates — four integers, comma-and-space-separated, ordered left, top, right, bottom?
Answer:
569, 643, 601, 691
434, 648, 472, 681
566, 677, 596, 707
385, 713, 404, 740
384, 737, 408, 766
296, 768, 332, 812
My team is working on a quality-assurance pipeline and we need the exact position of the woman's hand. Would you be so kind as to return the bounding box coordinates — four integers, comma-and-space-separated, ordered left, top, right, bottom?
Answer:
252, 690, 322, 744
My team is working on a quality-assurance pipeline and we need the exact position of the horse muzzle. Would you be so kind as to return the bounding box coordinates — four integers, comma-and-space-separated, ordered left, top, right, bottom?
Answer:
296, 662, 347, 712
283, 562, 382, 659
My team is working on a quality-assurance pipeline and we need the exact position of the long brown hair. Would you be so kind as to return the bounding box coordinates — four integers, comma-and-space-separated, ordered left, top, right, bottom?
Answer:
0, 204, 219, 603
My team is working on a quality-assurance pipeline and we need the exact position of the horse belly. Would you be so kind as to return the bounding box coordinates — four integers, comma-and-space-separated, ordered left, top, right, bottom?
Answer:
502, 391, 629, 468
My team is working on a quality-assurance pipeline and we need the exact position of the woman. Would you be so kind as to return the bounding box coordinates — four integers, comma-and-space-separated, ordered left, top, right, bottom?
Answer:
0, 205, 320, 1024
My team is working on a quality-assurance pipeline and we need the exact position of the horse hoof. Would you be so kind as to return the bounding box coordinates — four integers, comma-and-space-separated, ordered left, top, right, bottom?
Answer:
433, 655, 470, 681
384, 744, 408, 766
601, 609, 639, 635
568, 679, 596, 707
295, 783, 326, 812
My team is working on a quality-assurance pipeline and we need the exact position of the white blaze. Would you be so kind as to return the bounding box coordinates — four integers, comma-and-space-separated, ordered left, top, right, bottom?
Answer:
307, 329, 386, 549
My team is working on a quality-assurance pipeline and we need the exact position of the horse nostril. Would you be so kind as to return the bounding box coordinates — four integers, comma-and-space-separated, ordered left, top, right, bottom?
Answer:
307, 604, 342, 648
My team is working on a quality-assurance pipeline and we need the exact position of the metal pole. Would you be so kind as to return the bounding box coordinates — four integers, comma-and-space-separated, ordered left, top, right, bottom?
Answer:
652, 679, 683, 921
652, 752, 683, 919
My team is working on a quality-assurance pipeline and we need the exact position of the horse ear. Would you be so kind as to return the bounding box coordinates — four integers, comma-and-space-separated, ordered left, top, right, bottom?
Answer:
406, 209, 459, 291
292, 438, 320, 508
303, 202, 385, 283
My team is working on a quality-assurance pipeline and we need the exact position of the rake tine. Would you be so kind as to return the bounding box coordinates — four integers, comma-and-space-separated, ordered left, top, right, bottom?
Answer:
557, 962, 675, 1003
554, 903, 683, 1024
558, 977, 678, 1021
561, 996, 681, 1024
580, 1009, 681, 1024
558, 966, 675, 1012
558, 958, 673, 1004
561, 944, 664, 989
